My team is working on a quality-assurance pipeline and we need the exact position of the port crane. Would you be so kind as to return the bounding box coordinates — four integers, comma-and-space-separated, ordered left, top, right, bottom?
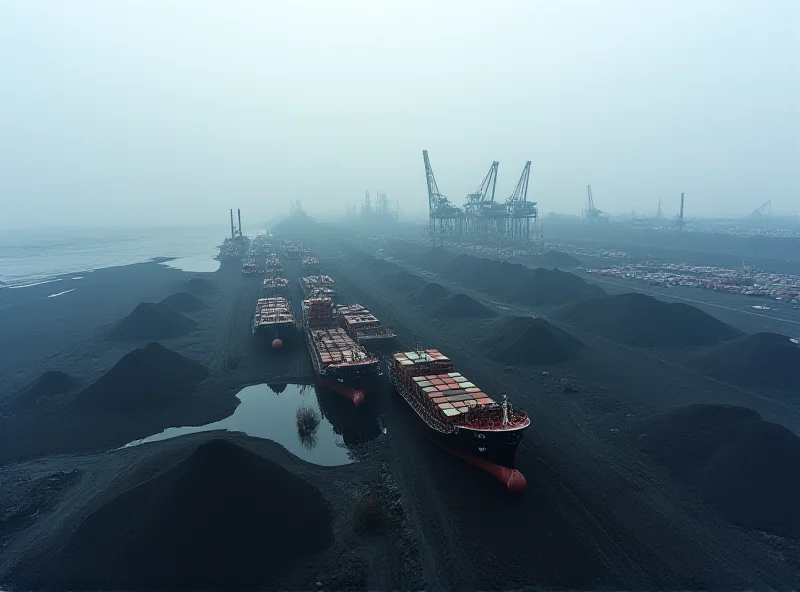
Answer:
750, 200, 771, 220
505, 161, 538, 241
423, 150, 463, 244
584, 185, 608, 222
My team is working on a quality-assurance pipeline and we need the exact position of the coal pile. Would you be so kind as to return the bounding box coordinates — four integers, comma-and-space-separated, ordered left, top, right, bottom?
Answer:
109, 302, 197, 341
695, 332, 800, 391
635, 404, 800, 538
533, 250, 581, 269
420, 250, 603, 306
411, 282, 451, 304
28, 440, 333, 590
482, 316, 583, 365
184, 276, 216, 294
434, 293, 496, 319
75, 343, 208, 412
9, 370, 77, 409
386, 271, 427, 292
554, 293, 741, 346
161, 292, 207, 312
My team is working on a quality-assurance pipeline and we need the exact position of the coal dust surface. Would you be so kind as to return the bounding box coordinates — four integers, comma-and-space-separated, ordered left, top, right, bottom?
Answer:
554, 292, 742, 346
482, 315, 583, 365
8, 370, 77, 410
24, 439, 333, 590
695, 332, 800, 392
434, 293, 497, 319
635, 404, 800, 538
160, 291, 207, 312
183, 276, 216, 294
75, 342, 208, 412
109, 302, 198, 341
385, 271, 427, 292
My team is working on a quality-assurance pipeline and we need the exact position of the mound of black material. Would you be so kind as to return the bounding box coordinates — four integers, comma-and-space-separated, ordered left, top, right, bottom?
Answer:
554, 292, 741, 346
184, 277, 216, 294
636, 404, 800, 538
482, 316, 583, 365
695, 332, 800, 391
35, 440, 333, 589
11, 371, 77, 409
533, 250, 581, 269
434, 293, 496, 319
109, 302, 197, 341
419, 249, 603, 306
412, 282, 451, 303
75, 343, 208, 412
385, 271, 427, 292
161, 292, 207, 312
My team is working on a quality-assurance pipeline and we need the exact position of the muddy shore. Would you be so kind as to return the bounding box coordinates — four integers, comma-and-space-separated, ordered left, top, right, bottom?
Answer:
2, 230, 800, 590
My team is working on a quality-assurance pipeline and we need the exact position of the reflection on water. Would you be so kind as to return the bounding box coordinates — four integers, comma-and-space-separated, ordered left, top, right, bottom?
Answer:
296, 405, 321, 450
123, 383, 368, 466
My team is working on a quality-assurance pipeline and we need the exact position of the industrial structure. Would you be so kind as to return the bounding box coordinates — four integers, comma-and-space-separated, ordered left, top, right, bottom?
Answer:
750, 200, 771, 220
423, 150, 538, 247
583, 185, 609, 223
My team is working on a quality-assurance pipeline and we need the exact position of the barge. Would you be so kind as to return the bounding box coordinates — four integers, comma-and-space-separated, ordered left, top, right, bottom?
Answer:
302, 297, 378, 407
388, 348, 530, 491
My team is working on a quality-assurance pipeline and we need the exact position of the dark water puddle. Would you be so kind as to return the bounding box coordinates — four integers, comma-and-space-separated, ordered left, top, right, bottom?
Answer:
123, 383, 381, 465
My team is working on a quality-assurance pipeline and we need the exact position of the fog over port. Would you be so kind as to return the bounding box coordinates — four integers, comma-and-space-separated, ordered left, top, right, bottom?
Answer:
1, 0, 798, 228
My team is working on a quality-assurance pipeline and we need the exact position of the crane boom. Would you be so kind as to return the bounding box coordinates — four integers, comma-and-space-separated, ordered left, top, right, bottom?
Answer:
507, 161, 531, 203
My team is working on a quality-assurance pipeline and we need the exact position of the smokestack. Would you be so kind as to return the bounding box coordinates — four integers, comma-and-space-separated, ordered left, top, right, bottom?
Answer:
237, 209, 242, 237
230, 209, 235, 239
680, 193, 685, 219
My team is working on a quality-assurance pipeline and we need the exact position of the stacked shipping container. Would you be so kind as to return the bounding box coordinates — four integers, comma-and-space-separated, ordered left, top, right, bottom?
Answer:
253, 297, 294, 329
393, 350, 497, 424
311, 327, 374, 369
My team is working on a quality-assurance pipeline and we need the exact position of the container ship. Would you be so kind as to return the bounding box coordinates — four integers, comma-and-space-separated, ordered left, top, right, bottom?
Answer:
302, 297, 378, 407
335, 303, 396, 345
301, 256, 321, 271
388, 348, 530, 491
265, 256, 283, 275
300, 275, 337, 300
252, 297, 297, 345
262, 276, 289, 295
283, 242, 302, 259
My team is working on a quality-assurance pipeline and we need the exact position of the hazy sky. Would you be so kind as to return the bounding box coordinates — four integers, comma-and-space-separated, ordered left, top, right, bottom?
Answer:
1, 0, 797, 227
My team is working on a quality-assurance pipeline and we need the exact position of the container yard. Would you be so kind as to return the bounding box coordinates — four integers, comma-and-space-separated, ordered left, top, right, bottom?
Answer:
587, 262, 800, 305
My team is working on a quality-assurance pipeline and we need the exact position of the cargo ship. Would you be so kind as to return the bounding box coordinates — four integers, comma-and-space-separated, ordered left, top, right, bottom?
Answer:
302, 297, 378, 407
388, 348, 530, 491
335, 303, 396, 345
262, 276, 289, 295
283, 242, 302, 259
265, 256, 283, 275
252, 297, 297, 345
301, 256, 320, 271
300, 275, 337, 300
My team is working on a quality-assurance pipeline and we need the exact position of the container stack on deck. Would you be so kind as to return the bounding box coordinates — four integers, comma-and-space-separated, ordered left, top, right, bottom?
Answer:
336, 303, 396, 343
253, 297, 295, 333
300, 275, 337, 299
263, 277, 289, 294
304, 297, 336, 329
301, 256, 320, 271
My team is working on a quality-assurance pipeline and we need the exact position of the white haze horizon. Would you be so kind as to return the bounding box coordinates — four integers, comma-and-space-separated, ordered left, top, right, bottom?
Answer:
1, 0, 798, 228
